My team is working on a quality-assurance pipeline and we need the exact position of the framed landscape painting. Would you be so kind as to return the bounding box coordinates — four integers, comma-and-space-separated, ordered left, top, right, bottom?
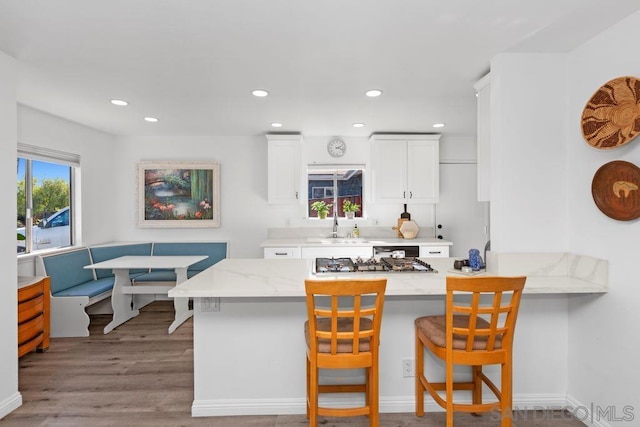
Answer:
137, 161, 220, 228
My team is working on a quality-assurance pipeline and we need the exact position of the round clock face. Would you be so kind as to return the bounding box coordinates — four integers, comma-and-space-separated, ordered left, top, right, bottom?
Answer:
327, 138, 346, 157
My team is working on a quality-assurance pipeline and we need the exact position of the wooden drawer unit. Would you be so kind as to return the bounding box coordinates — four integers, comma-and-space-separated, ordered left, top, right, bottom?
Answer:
17, 276, 50, 357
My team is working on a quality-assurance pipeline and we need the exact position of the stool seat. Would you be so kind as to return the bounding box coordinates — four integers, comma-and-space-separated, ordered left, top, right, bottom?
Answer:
415, 315, 502, 350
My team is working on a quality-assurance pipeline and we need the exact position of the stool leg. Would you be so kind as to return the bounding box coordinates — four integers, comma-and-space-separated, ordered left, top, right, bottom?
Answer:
309, 358, 318, 427
501, 361, 513, 427
415, 327, 425, 416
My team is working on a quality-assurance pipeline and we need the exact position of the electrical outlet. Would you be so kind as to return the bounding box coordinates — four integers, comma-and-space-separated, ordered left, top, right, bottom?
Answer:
402, 358, 414, 377
200, 297, 220, 312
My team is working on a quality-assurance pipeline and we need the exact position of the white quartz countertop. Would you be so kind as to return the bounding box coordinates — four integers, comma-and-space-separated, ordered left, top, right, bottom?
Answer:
260, 237, 452, 247
169, 257, 608, 298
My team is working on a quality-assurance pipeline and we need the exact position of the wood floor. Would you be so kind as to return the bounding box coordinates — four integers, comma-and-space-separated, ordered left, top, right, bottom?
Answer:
4, 301, 585, 426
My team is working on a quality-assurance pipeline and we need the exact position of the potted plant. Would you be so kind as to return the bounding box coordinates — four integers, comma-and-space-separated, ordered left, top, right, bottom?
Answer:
342, 200, 360, 219
310, 201, 332, 219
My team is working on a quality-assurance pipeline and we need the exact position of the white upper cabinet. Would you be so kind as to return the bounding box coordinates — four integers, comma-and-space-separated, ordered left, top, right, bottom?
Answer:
474, 74, 491, 201
266, 134, 302, 204
371, 134, 440, 204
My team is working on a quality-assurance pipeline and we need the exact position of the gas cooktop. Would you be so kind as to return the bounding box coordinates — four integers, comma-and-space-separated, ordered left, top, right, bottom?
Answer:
315, 257, 437, 274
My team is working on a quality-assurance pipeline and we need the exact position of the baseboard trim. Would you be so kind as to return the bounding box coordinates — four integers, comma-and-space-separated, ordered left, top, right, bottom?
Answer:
0, 392, 22, 420
192, 393, 573, 417
565, 395, 622, 427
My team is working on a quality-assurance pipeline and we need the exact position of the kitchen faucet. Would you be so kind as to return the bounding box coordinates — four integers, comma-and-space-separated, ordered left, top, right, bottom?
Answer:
332, 212, 339, 238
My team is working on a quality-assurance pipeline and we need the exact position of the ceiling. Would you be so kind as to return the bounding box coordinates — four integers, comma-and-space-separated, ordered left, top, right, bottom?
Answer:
1, 1, 639, 138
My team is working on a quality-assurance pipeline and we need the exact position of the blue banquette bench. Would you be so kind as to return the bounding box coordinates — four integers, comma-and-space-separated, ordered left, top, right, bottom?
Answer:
36, 242, 228, 337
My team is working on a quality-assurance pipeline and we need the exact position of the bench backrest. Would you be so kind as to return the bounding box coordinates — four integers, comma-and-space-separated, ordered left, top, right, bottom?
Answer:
89, 243, 153, 279
151, 242, 228, 271
40, 249, 95, 294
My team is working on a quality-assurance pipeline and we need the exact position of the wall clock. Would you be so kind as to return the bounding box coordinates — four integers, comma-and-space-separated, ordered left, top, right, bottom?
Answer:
327, 138, 346, 157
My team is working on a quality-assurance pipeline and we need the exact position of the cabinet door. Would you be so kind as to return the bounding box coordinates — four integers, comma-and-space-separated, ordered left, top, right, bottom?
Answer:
407, 140, 439, 203
373, 139, 408, 203
267, 136, 301, 204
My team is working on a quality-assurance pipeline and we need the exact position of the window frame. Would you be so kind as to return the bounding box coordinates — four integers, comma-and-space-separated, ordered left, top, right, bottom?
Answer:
17, 144, 80, 255
306, 164, 365, 219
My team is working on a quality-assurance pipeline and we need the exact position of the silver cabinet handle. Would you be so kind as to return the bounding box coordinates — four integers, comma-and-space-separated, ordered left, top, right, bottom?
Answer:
428, 251, 441, 254
295, 191, 298, 199
410, 191, 413, 198
275, 252, 288, 256
403, 191, 406, 198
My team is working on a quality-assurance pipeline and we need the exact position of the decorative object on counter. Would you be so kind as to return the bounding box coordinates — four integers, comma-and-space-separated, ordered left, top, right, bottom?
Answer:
461, 266, 473, 273
453, 259, 469, 270
399, 220, 419, 239
392, 204, 411, 237
592, 160, 640, 220
342, 199, 360, 219
137, 161, 220, 228
468, 248, 483, 271
310, 200, 332, 219
581, 76, 640, 149
401, 204, 411, 220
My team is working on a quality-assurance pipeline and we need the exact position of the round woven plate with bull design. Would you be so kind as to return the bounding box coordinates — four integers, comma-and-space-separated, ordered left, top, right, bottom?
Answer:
581, 76, 640, 149
591, 160, 640, 221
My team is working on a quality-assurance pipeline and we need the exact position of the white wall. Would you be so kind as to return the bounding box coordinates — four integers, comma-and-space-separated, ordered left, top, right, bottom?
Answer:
490, 53, 569, 253
113, 135, 269, 258
17, 105, 118, 275
488, 53, 573, 402
566, 11, 640, 423
490, 13, 640, 424
0, 52, 21, 418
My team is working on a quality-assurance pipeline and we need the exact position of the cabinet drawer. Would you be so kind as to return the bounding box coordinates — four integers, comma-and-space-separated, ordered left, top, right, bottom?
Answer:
18, 294, 44, 323
18, 332, 44, 358
18, 314, 44, 345
18, 285, 44, 303
419, 245, 450, 258
264, 247, 301, 259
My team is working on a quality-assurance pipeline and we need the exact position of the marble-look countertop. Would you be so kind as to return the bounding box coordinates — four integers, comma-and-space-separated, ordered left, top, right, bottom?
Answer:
260, 237, 452, 248
169, 255, 608, 298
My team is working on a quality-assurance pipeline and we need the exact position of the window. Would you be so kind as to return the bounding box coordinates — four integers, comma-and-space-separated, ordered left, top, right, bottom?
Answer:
307, 166, 364, 218
17, 144, 78, 254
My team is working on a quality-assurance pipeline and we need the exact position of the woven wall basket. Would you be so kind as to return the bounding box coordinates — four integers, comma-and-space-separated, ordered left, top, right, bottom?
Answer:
581, 76, 640, 149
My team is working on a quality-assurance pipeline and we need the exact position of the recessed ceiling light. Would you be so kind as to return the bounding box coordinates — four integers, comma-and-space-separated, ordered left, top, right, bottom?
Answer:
270, 122, 283, 128
144, 117, 159, 123
432, 123, 445, 128
352, 123, 365, 128
252, 89, 269, 97
365, 89, 383, 97
110, 99, 128, 106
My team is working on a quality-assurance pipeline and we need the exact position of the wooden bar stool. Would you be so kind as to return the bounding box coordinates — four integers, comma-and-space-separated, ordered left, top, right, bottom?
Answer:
304, 278, 387, 427
415, 276, 526, 426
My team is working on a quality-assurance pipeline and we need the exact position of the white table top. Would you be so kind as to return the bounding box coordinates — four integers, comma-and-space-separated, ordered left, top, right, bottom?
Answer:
168, 257, 607, 298
84, 255, 208, 270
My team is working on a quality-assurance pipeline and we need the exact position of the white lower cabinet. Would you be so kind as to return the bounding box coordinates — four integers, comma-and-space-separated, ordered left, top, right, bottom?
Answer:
263, 247, 301, 259
301, 246, 373, 259
419, 245, 450, 258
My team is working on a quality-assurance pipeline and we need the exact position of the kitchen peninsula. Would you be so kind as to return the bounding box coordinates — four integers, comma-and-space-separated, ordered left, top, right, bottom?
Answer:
169, 254, 607, 417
